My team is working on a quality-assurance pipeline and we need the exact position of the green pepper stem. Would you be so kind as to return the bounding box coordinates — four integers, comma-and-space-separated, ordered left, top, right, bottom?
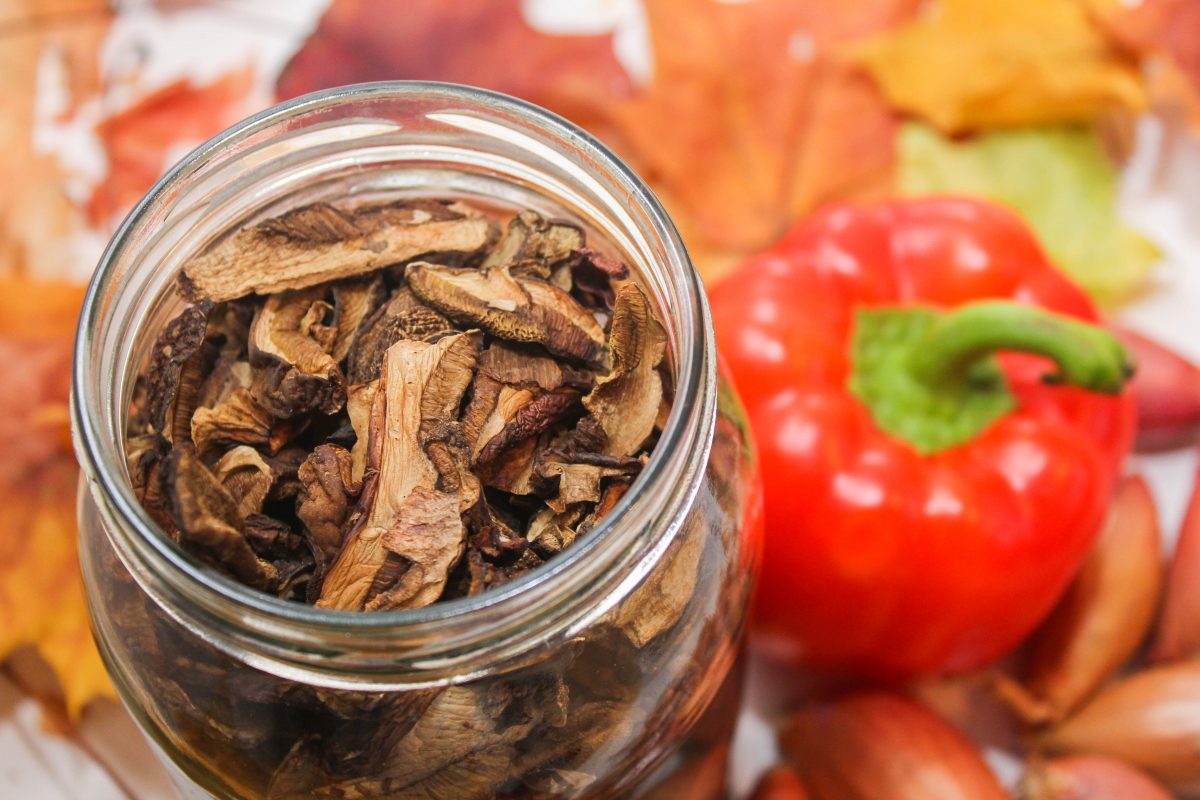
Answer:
906, 301, 1134, 394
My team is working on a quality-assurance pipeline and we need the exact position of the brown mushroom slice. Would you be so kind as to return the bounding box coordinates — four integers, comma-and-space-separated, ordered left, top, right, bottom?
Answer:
406, 263, 606, 364
191, 388, 273, 456
161, 446, 278, 591
568, 247, 630, 311
180, 199, 497, 303
483, 210, 586, 277
317, 331, 481, 611
474, 387, 579, 466
328, 275, 387, 362
141, 302, 211, 440
249, 288, 346, 418
295, 444, 359, 563
478, 341, 594, 392
538, 461, 638, 513
346, 288, 453, 384
212, 445, 273, 518
583, 284, 667, 456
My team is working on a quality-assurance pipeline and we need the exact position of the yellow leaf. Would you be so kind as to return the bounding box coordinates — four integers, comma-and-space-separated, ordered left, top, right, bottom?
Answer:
0, 278, 114, 717
851, 0, 1148, 134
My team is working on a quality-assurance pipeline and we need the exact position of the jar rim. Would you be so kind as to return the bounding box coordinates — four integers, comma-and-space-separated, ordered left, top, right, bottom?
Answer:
72, 81, 715, 668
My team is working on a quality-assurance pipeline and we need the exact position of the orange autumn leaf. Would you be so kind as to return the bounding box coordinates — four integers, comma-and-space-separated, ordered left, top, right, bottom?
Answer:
576, 0, 920, 262
1097, 0, 1200, 127
0, 277, 113, 717
0, 0, 112, 279
852, 0, 1148, 134
276, 0, 918, 275
87, 66, 256, 227
275, 0, 631, 124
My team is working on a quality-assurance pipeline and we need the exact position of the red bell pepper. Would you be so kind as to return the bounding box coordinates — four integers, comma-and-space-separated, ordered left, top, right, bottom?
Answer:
711, 197, 1136, 679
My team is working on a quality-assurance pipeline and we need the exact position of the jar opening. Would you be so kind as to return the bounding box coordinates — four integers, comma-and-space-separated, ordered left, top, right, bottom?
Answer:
72, 82, 716, 681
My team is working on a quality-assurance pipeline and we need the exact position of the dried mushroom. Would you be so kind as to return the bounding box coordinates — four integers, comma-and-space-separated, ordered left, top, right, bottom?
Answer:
583, 284, 668, 456
249, 288, 346, 418
126, 199, 686, 799
406, 263, 606, 364
316, 332, 481, 611
181, 200, 496, 303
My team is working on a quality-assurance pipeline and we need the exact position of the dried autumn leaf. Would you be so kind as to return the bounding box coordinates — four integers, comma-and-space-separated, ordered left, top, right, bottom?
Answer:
88, 66, 256, 226
899, 121, 1160, 306
1097, 0, 1200, 126
0, 277, 113, 716
274, 0, 631, 126
276, 0, 919, 268
852, 0, 1147, 134
0, 1, 110, 279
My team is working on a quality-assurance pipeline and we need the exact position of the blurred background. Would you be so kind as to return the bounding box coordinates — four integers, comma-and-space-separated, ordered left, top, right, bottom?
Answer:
1, 0, 1198, 797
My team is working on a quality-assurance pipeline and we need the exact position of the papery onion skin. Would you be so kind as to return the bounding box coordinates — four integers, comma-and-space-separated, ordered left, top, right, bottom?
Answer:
1151, 459, 1200, 663
780, 691, 1009, 800
1025, 755, 1173, 800
1000, 475, 1162, 723
1041, 661, 1200, 793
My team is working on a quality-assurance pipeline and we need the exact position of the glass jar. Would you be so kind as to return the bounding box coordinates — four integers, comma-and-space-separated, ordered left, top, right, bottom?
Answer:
72, 82, 761, 800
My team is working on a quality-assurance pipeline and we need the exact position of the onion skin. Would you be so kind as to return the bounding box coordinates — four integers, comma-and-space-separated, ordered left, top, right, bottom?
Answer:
779, 692, 1009, 800
749, 766, 811, 800
1041, 661, 1200, 793
998, 475, 1162, 723
1113, 327, 1200, 453
1025, 755, 1173, 800
1151, 459, 1200, 662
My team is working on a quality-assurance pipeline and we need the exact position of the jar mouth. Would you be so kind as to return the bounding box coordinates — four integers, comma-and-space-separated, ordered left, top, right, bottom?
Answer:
72, 82, 714, 652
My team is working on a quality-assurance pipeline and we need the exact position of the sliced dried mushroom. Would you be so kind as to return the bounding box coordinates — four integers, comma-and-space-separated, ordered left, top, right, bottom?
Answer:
212, 445, 274, 518
317, 332, 481, 611
161, 446, 278, 591
477, 342, 593, 392
328, 276, 387, 362
344, 380, 378, 485
483, 210, 585, 277
295, 444, 359, 563
181, 200, 497, 303
583, 284, 667, 456
140, 302, 211, 440
347, 288, 453, 384
536, 460, 640, 514
249, 288, 346, 418
191, 388, 274, 457
568, 247, 630, 311
406, 263, 606, 364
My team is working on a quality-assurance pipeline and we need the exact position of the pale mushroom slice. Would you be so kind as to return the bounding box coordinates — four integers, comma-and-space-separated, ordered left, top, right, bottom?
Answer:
316, 331, 481, 611
212, 445, 274, 519
406, 263, 606, 364
248, 287, 346, 418
583, 284, 667, 456
328, 275, 387, 362
180, 199, 497, 303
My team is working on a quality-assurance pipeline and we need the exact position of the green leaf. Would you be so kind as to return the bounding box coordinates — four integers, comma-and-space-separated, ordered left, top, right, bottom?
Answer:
898, 122, 1160, 307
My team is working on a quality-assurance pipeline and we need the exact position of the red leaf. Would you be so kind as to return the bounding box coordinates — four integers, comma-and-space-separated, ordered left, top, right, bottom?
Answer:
87, 66, 255, 226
